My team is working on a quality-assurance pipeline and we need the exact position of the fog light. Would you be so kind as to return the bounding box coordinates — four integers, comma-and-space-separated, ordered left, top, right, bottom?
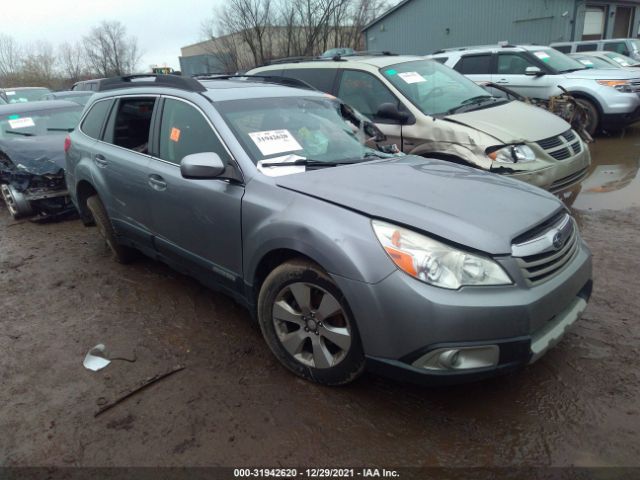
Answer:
412, 345, 499, 371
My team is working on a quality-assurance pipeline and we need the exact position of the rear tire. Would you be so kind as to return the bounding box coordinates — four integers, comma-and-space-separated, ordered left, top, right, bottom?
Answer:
257, 259, 365, 385
574, 98, 599, 136
86, 195, 136, 264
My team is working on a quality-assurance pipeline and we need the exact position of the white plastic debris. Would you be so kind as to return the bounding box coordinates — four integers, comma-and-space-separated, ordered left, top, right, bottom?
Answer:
83, 344, 111, 371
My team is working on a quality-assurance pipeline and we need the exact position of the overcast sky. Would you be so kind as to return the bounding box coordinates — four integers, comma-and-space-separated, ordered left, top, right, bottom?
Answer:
3, 0, 223, 71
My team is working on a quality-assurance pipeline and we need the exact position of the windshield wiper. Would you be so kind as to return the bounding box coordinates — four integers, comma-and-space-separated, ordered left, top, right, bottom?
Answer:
259, 159, 345, 168
446, 95, 495, 114
558, 68, 586, 73
47, 128, 74, 132
5, 130, 35, 137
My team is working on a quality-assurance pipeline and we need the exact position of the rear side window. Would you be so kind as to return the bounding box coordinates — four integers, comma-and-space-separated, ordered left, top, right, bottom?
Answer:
576, 43, 598, 52
158, 98, 229, 165
336, 70, 398, 120
105, 97, 156, 153
552, 45, 572, 53
432, 57, 448, 64
80, 100, 112, 139
280, 68, 337, 93
603, 42, 629, 55
454, 54, 492, 74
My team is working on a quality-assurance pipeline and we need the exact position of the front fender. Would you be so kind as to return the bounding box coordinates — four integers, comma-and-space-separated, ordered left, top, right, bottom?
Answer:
242, 179, 395, 287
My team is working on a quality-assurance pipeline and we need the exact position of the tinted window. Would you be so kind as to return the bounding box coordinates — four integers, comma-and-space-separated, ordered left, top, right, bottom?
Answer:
432, 57, 448, 64
107, 98, 155, 153
497, 53, 535, 74
454, 54, 492, 74
159, 98, 229, 165
552, 45, 572, 53
603, 42, 629, 55
81, 100, 112, 139
576, 43, 598, 52
336, 70, 398, 120
281, 68, 337, 92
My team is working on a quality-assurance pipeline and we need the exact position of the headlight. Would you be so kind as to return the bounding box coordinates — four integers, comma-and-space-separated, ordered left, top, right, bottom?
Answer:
372, 220, 512, 289
487, 144, 536, 163
596, 79, 634, 92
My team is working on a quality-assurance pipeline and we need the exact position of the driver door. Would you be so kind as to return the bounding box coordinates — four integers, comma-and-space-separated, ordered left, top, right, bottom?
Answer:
493, 53, 558, 99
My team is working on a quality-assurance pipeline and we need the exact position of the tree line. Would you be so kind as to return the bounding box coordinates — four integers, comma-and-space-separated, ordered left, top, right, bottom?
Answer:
0, 20, 141, 89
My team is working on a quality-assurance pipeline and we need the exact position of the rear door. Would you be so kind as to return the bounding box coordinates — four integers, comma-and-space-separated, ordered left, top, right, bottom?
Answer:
95, 96, 157, 248
146, 96, 244, 290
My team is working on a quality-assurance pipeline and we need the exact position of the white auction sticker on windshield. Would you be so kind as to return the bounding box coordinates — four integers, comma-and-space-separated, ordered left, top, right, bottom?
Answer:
397, 72, 426, 84
5, 91, 16, 96
8, 117, 35, 129
533, 51, 550, 61
249, 129, 303, 156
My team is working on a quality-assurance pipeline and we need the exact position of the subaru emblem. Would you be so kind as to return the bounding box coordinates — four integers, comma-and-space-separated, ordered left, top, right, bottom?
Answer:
552, 231, 564, 250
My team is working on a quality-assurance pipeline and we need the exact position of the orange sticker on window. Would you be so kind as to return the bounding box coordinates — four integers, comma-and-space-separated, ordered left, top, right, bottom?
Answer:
170, 127, 181, 142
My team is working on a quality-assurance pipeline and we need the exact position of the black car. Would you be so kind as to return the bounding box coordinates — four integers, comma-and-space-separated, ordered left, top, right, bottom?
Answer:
0, 100, 82, 220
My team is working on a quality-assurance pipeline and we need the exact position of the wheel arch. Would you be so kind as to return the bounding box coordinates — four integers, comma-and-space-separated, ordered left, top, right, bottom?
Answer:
75, 179, 98, 225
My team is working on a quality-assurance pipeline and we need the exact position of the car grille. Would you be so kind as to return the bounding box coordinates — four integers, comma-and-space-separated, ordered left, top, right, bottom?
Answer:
536, 129, 582, 161
628, 79, 640, 93
513, 215, 580, 286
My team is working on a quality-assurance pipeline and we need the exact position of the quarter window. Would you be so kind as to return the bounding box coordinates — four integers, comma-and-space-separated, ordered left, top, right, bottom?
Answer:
454, 54, 492, 74
159, 98, 229, 165
80, 100, 112, 140
576, 43, 598, 52
552, 45, 572, 53
336, 70, 398, 120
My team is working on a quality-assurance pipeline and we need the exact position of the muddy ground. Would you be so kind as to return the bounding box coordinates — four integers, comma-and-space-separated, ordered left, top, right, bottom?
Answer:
1, 128, 640, 469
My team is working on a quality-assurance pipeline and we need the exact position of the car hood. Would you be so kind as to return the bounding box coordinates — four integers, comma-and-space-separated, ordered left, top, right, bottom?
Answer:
563, 68, 640, 80
276, 156, 564, 255
0, 135, 66, 175
445, 100, 570, 143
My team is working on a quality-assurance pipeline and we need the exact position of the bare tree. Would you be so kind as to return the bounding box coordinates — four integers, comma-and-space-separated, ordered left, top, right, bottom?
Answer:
59, 41, 87, 82
0, 34, 22, 81
83, 20, 142, 76
18, 41, 58, 87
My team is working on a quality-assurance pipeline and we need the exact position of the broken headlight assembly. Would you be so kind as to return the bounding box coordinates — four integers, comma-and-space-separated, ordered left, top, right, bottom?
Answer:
372, 220, 512, 289
487, 144, 536, 164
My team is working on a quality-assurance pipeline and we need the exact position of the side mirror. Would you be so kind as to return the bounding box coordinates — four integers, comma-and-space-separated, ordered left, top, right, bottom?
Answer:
525, 66, 543, 77
376, 103, 411, 124
180, 152, 225, 179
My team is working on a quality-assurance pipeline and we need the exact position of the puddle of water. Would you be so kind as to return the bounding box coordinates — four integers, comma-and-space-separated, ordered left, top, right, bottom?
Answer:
564, 126, 640, 211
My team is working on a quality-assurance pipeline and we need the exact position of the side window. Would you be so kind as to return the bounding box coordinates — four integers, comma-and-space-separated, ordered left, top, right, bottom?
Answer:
106, 97, 156, 153
80, 100, 112, 139
432, 57, 448, 64
552, 45, 571, 53
603, 42, 629, 55
454, 54, 492, 74
158, 98, 229, 165
497, 53, 535, 75
576, 43, 598, 52
281, 68, 337, 92
336, 70, 398, 120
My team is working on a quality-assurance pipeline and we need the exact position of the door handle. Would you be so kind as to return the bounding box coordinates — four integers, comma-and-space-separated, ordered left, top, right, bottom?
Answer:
148, 174, 167, 191
94, 154, 107, 168
495, 79, 509, 84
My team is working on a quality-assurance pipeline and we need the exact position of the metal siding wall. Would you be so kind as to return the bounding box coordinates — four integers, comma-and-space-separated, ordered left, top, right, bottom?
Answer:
366, 0, 577, 54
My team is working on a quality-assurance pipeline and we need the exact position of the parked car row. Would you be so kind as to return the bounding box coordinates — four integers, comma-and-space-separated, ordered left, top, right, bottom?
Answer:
54, 74, 593, 386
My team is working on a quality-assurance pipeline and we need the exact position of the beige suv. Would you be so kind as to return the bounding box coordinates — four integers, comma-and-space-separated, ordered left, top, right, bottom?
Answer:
249, 55, 591, 192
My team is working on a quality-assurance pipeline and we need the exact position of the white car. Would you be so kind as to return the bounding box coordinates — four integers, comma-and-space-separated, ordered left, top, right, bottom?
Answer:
428, 44, 640, 134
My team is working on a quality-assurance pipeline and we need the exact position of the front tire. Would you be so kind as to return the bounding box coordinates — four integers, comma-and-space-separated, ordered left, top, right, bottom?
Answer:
86, 195, 136, 264
257, 259, 365, 385
574, 98, 599, 135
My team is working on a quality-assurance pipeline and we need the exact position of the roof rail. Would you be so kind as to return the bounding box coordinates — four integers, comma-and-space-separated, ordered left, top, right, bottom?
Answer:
196, 75, 318, 92
96, 74, 207, 93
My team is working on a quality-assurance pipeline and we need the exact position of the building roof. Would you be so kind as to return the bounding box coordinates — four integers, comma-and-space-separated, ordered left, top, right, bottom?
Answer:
362, 0, 416, 32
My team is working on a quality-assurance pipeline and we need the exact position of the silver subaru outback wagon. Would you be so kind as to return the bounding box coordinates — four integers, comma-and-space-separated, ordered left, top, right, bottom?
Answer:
65, 75, 593, 386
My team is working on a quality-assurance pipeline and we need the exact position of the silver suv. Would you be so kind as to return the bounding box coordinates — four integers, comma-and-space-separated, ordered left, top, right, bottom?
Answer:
429, 44, 640, 134
65, 75, 593, 386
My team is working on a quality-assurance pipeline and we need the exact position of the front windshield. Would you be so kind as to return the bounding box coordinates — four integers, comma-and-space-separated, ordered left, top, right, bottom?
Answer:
575, 56, 616, 69
529, 48, 586, 73
0, 107, 82, 139
380, 60, 496, 116
217, 96, 388, 166
603, 52, 639, 66
4, 88, 51, 103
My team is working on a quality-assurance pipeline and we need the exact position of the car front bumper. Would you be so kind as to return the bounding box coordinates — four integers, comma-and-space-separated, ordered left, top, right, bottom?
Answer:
333, 239, 593, 385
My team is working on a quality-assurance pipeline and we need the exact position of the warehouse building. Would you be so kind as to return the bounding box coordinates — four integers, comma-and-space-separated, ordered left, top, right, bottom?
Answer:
363, 0, 640, 54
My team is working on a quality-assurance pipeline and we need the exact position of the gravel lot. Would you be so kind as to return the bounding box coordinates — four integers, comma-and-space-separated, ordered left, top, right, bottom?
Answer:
1, 129, 639, 468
